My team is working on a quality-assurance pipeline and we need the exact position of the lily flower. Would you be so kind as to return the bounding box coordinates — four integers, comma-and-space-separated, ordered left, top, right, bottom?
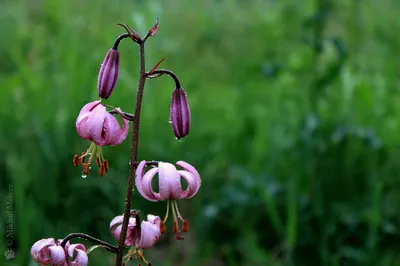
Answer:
110, 213, 161, 265
135, 160, 201, 240
30, 238, 88, 266
73, 100, 129, 177
31, 238, 66, 266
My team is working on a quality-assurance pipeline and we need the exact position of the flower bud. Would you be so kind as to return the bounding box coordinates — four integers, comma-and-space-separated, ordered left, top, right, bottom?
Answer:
98, 48, 120, 99
170, 87, 191, 139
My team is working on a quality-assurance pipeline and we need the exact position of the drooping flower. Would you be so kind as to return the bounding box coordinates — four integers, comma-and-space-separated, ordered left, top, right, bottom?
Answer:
170, 87, 190, 140
73, 100, 129, 177
110, 213, 161, 265
30, 238, 88, 266
31, 238, 66, 266
66, 243, 88, 266
110, 214, 161, 249
135, 160, 201, 240
109, 214, 138, 247
98, 48, 120, 99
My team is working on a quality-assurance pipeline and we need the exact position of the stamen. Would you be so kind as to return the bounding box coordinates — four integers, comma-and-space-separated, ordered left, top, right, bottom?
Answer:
171, 200, 184, 240
182, 220, 189, 233
160, 221, 166, 234
173, 200, 186, 223
163, 199, 170, 224
104, 160, 109, 172
99, 164, 105, 177
96, 155, 101, 167
80, 152, 86, 164
73, 154, 79, 167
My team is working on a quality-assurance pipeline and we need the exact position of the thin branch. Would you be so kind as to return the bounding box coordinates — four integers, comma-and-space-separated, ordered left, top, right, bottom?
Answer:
60, 233, 118, 253
147, 69, 182, 88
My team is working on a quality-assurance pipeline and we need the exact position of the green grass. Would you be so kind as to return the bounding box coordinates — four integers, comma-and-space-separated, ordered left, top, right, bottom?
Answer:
1, 0, 400, 265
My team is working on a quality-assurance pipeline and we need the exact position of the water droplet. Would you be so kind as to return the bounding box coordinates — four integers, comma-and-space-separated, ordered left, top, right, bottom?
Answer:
82, 174, 87, 179
168, 118, 172, 124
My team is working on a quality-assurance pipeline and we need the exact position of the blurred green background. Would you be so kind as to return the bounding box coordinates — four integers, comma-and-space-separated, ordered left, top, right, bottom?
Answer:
1, 0, 400, 265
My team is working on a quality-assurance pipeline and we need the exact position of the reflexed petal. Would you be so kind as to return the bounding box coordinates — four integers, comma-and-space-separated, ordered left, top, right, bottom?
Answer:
67, 244, 88, 266
158, 162, 182, 199
141, 167, 161, 201
135, 161, 147, 196
113, 108, 129, 145
136, 218, 161, 249
30, 238, 56, 265
178, 170, 199, 199
176, 161, 201, 197
104, 108, 129, 146
48, 245, 66, 266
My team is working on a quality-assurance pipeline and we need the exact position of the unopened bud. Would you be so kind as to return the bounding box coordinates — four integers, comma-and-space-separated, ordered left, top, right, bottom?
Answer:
98, 48, 120, 99
170, 87, 191, 139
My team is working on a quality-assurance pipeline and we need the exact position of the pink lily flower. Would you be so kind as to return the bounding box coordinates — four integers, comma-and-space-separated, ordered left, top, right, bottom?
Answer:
73, 100, 129, 177
110, 213, 161, 265
30, 238, 88, 266
135, 160, 201, 240
30, 238, 66, 266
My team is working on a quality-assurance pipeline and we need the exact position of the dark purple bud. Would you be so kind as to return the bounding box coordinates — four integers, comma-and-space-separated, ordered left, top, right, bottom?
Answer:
170, 88, 190, 139
98, 48, 120, 99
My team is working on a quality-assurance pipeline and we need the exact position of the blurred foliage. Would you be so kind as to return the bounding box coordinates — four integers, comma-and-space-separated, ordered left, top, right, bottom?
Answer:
1, 0, 400, 265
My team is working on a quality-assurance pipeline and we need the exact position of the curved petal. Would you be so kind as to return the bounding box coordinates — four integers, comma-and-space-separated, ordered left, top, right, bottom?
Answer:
109, 215, 124, 231
141, 167, 161, 201
102, 112, 120, 145
113, 107, 130, 145
176, 161, 201, 196
48, 245, 66, 266
75, 101, 101, 140
158, 162, 182, 199
136, 220, 161, 249
110, 216, 137, 246
177, 170, 199, 199
135, 160, 147, 197
30, 238, 55, 265
76, 113, 91, 139
147, 214, 161, 226
78, 101, 101, 115
85, 104, 107, 145
67, 244, 88, 266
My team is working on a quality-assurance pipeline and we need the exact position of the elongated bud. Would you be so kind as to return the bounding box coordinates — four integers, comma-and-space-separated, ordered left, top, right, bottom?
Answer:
98, 48, 120, 99
170, 87, 191, 139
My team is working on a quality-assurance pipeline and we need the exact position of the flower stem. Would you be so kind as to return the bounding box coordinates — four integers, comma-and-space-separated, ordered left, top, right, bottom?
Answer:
115, 40, 147, 266
60, 233, 118, 253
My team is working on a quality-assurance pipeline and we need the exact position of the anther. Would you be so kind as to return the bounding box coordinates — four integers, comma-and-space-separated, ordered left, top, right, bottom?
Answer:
99, 164, 105, 177
96, 155, 101, 167
173, 221, 178, 233
73, 154, 79, 167
104, 160, 109, 172
160, 221, 166, 234
182, 220, 189, 232
82, 164, 90, 176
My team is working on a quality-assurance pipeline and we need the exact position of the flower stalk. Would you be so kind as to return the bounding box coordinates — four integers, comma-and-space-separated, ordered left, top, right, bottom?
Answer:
115, 34, 148, 266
